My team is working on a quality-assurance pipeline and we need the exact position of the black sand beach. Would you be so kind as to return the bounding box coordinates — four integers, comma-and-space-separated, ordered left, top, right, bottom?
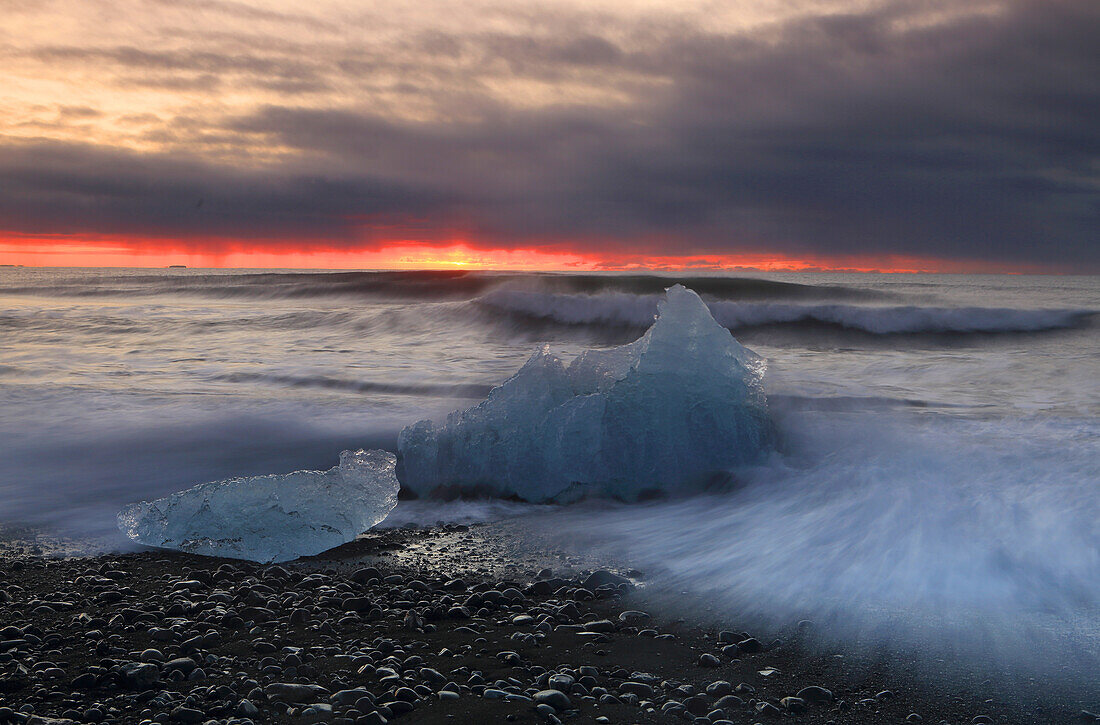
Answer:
2, 524, 1094, 725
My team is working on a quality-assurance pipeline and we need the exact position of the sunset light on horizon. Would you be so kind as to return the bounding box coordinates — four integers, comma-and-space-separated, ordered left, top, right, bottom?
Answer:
0, 237, 1063, 274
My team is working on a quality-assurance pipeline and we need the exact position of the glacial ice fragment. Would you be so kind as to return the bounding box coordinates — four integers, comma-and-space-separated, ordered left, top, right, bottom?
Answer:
397, 285, 773, 502
117, 449, 399, 563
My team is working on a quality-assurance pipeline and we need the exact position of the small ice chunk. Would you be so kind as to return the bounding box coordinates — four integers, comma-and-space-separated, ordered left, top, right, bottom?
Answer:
398, 285, 773, 502
117, 449, 399, 563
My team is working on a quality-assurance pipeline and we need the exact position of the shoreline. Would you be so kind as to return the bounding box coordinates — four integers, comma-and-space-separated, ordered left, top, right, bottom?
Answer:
2, 525, 1095, 725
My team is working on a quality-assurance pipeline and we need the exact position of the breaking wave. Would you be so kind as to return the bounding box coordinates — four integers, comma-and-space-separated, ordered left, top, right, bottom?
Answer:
480, 290, 1094, 334
537, 410, 1100, 680
1, 270, 885, 302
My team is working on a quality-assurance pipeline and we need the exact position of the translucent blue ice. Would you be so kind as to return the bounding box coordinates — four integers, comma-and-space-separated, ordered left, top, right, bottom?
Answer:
398, 285, 773, 502
118, 449, 399, 563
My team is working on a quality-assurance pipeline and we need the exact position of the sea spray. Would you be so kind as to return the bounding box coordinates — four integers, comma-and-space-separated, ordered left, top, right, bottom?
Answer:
535, 406, 1100, 680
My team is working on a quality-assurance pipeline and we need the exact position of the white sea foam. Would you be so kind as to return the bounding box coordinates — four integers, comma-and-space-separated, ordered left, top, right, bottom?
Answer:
534, 408, 1100, 675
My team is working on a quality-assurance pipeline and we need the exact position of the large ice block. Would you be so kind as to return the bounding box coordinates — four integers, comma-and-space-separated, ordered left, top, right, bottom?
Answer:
118, 449, 399, 563
397, 285, 773, 502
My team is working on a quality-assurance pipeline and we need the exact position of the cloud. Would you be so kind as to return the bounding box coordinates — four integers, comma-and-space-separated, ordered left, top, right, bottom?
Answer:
1, 0, 1097, 268
0, 140, 448, 244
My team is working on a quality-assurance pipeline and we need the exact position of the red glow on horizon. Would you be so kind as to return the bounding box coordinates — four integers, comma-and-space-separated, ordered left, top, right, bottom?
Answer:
0, 234, 1062, 275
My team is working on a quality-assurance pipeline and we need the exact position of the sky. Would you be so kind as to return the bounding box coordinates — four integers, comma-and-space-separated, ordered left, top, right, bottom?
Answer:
0, 0, 1097, 271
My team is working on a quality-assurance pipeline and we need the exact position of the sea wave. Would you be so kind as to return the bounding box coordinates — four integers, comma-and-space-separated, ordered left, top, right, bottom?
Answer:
479, 290, 1094, 334
211, 372, 492, 398
1, 270, 884, 302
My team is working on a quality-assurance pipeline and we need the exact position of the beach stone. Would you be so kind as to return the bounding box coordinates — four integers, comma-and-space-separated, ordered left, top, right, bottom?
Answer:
619, 610, 650, 623
697, 653, 721, 667
797, 685, 833, 703
299, 704, 334, 723
534, 689, 571, 711
620, 682, 654, 698
350, 568, 381, 584
755, 701, 782, 717
583, 619, 616, 633
419, 668, 446, 685
392, 687, 417, 703
736, 637, 763, 653
714, 695, 744, 710
684, 695, 710, 715
582, 570, 630, 590
535, 703, 557, 719
342, 597, 373, 613
547, 674, 574, 690
501, 587, 525, 601
706, 680, 732, 697
528, 580, 554, 595
332, 689, 373, 706
236, 700, 259, 716
385, 701, 414, 715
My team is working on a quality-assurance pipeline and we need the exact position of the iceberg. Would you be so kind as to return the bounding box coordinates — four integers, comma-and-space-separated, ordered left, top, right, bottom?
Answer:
398, 285, 773, 502
118, 449, 399, 563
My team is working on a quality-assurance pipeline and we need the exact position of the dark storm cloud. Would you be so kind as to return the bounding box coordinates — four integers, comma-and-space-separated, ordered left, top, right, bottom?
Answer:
0, 141, 448, 243
4, 0, 1098, 267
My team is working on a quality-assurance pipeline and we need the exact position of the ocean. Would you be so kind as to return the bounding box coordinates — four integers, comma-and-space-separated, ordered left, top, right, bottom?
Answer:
1, 267, 1098, 679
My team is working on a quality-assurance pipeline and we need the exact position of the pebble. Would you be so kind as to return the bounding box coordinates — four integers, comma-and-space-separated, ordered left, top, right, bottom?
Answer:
702, 679, 728, 696
797, 685, 833, 703
236, 700, 259, 716
620, 681, 655, 698
737, 637, 764, 653
697, 653, 721, 667
533, 689, 572, 711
